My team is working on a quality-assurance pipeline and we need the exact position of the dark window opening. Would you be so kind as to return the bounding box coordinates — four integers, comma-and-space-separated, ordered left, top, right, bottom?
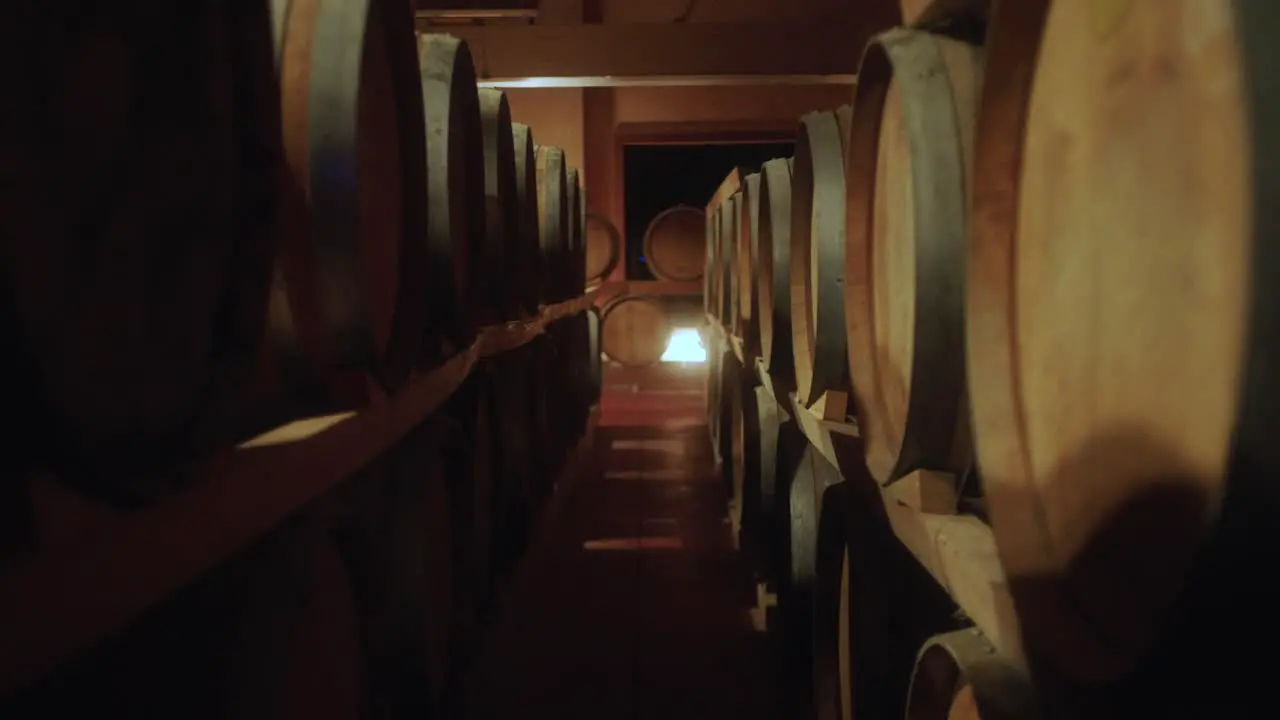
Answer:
622, 142, 795, 281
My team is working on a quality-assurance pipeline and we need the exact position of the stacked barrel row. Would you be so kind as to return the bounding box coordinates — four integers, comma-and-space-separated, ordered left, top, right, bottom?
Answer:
597, 205, 708, 368
707, 1, 1278, 717
0, 3, 599, 718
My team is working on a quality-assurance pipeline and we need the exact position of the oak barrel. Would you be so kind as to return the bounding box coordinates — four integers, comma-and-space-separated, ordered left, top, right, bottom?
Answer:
281, 537, 366, 720
643, 205, 707, 282
477, 88, 522, 321
561, 312, 593, 437
436, 373, 499, 706
717, 354, 743, 499
778, 444, 843, 681
351, 421, 457, 714
903, 630, 1037, 720
790, 109, 852, 408
586, 307, 603, 404
707, 339, 726, 447
586, 213, 621, 286
757, 157, 796, 385
601, 296, 671, 368
483, 345, 539, 579
534, 145, 569, 304
737, 172, 764, 357
275, 0, 435, 397
810, 478, 958, 720
706, 168, 746, 323
456, 373, 500, 619
728, 373, 748, 537
565, 167, 584, 299
732, 377, 765, 559
747, 384, 802, 588
575, 171, 588, 295
527, 334, 561, 503
0, 2, 285, 498
844, 29, 981, 485
721, 195, 741, 332
418, 34, 485, 348
968, 0, 1279, 685
559, 168, 588, 433
703, 210, 718, 316
511, 123, 541, 315
707, 208, 724, 321
3, 510, 343, 717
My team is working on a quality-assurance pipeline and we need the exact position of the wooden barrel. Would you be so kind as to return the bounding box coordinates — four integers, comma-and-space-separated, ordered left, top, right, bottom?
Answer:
560, 312, 593, 437
737, 172, 764, 357
477, 88, 522, 322
2, 509, 353, 718
565, 167, 584, 299
484, 347, 537, 578
585, 213, 622, 286
705, 220, 723, 434
717, 354, 743, 498
707, 338, 725, 446
575, 172, 588, 295
779, 444, 844, 676
436, 373, 499, 624
601, 296, 671, 368
534, 145, 569, 304
713, 200, 727, 326
586, 307, 603, 404
728, 373, 747, 540
732, 377, 766, 559
643, 205, 707, 282
790, 109, 852, 408
757, 158, 796, 385
0, 3, 285, 499
511, 123, 541, 315
706, 167, 747, 323
349, 421, 456, 714
810, 479, 960, 720
714, 202, 730, 325
273, 0, 435, 412
282, 537, 366, 720
748, 384, 804, 588
703, 210, 718, 316
706, 208, 723, 321
527, 334, 560, 503
812, 484, 854, 720
968, 0, 1275, 686
844, 30, 980, 487
720, 195, 740, 331
418, 34, 485, 348
437, 372, 498, 704
904, 630, 1037, 720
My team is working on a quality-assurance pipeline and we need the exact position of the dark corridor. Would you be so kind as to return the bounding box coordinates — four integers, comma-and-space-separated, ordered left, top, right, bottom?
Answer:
460, 379, 786, 720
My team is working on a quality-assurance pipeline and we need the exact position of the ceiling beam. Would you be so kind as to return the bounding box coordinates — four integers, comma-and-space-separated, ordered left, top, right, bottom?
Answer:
475, 74, 856, 89
414, 21, 874, 80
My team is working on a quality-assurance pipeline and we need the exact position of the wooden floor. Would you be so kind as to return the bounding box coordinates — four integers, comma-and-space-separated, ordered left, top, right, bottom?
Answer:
460, 368, 785, 720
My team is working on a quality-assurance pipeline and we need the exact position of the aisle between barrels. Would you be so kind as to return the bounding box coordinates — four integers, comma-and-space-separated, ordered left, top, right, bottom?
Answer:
460, 421, 783, 720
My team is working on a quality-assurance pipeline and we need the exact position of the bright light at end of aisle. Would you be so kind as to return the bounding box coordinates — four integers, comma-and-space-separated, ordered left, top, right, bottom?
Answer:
660, 327, 707, 363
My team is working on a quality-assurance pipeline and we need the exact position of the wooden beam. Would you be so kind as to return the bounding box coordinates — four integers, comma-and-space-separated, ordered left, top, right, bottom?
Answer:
415, 21, 873, 79
477, 75, 857, 88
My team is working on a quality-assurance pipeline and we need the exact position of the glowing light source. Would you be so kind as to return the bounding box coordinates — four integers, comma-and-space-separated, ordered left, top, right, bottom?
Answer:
660, 327, 707, 363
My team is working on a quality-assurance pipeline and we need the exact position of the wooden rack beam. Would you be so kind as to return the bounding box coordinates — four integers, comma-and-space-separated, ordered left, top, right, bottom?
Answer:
418, 22, 873, 80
